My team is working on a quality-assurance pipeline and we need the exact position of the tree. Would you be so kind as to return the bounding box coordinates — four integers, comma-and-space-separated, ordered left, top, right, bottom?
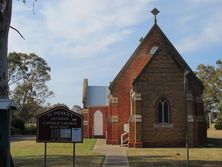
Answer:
0, 1, 13, 166
0, 1, 37, 166
72, 105, 82, 114
196, 60, 222, 113
0, 0, 12, 98
215, 111, 222, 130
8, 52, 54, 122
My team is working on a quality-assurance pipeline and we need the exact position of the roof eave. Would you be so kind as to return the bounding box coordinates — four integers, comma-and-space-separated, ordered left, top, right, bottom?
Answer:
109, 24, 159, 91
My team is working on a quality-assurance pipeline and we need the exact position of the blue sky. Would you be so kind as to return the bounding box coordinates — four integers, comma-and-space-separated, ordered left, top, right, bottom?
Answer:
9, 0, 222, 107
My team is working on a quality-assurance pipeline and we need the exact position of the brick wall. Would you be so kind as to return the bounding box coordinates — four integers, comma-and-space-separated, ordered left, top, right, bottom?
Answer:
83, 106, 108, 138
133, 43, 207, 147
82, 108, 89, 138
108, 24, 207, 147
134, 44, 187, 147
109, 25, 165, 144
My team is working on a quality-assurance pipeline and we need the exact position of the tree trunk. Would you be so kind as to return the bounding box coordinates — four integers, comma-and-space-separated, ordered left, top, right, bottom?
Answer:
0, 0, 14, 166
0, 0, 12, 98
0, 33, 9, 98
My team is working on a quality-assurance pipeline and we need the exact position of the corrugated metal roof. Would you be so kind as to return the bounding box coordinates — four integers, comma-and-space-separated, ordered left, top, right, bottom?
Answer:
85, 86, 109, 107
0, 99, 17, 110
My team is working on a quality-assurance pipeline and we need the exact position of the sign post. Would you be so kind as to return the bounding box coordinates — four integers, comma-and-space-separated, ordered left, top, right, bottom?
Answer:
73, 143, 75, 167
44, 142, 47, 167
0, 99, 16, 167
36, 106, 83, 167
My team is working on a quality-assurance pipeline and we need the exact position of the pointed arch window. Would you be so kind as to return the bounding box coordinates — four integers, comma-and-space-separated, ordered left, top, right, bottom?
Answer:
157, 98, 169, 123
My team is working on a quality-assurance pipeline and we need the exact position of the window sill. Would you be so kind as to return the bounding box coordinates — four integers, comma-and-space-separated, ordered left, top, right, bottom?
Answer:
153, 123, 174, 128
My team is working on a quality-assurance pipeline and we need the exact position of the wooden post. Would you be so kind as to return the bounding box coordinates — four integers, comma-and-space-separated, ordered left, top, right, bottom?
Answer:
73, 143, 75, 167
44, 142, 47, 167
0, 109, 10, 167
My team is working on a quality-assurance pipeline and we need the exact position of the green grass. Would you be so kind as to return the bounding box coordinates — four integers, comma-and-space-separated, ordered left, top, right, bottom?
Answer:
11, 138, 105, 167
127, 127, 222, 167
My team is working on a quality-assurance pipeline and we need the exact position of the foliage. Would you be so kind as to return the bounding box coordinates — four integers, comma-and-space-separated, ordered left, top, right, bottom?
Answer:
8, 52, 54, 122
11, 118, 25, 131
22, 125, 36, 135
72, 105, 82, 114
196, 60, 222, 113
11, 122, 36, 135
215, 112, 222, 130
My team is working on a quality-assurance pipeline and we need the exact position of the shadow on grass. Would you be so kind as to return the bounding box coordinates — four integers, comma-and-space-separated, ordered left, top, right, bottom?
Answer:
13, 155, 105, 167
129, 158, 222, 167
11, 135, 36, 142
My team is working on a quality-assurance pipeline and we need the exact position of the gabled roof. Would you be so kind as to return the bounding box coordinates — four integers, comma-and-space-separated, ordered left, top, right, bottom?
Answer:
85, 86, 109, 107
110, 23, 203, 90
133, 24, 203, 89
37, 105, 83, 118
109, 24, 159, 91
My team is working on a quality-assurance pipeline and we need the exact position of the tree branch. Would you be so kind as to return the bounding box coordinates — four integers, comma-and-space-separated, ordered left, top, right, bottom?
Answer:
9, 25, 25, 40
33, 0, 37, 14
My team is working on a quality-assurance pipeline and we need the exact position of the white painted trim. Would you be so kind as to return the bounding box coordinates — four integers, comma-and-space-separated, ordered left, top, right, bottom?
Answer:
82, 109, 89, 113
129, 114, 142, 122
187, 114, 206, 122
83, 120, 88, 125
133, 93, 141, 101
186, 92, 194, 101
93, 110, 103, 136
153, 123, 174, 128
110, 115, 118, 123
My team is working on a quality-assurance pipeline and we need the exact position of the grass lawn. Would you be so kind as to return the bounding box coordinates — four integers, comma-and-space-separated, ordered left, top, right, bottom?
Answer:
11, 138, 105, 167
127, 126, 222, 167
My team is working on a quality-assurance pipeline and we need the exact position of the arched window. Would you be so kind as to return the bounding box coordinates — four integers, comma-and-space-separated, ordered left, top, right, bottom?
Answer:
157, 98, 169, 123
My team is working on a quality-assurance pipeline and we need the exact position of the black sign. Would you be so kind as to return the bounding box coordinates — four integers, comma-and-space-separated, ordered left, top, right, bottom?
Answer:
36, 106, 83, 143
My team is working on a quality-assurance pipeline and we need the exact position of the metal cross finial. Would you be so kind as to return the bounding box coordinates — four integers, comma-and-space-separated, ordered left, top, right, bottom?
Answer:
151, 8, 159, 24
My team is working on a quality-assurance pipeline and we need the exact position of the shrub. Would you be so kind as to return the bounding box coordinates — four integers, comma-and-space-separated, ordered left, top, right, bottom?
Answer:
22, 126, 36, 135
215, 123, 222, 130
215, 113, 222, 130
11, 118, 25, 131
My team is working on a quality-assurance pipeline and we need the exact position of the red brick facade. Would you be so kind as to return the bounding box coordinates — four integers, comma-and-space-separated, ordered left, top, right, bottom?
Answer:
107, 25, 163, 144
131, 43, 207, 147
83, 106, 108, 138
83, 23, 207, 147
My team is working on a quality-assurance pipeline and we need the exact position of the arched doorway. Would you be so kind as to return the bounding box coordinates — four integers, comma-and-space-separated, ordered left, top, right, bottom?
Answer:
93, 110, 103, 136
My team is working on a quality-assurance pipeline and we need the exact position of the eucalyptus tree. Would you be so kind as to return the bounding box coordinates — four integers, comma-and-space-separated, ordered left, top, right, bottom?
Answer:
0, 1, 37, 166
8, 52, 54, 122
196, 60, 222, 113
0, 0, 12, 98
0, 1, 13, 166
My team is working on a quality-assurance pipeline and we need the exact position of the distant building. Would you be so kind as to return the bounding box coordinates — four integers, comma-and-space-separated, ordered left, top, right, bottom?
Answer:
82, 79, 109, 138
82, 10, 207, 147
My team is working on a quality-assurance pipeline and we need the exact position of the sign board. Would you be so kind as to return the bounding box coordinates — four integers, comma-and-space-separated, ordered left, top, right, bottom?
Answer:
36, 106, 83, 143
72, 128, 82, 142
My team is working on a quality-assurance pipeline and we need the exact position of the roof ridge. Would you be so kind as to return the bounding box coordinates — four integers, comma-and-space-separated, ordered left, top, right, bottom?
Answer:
133, 31, 203, 89
109, 24, 159, 90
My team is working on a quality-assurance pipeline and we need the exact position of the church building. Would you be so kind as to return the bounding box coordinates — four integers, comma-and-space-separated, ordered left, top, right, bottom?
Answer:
82, 9, 207, 147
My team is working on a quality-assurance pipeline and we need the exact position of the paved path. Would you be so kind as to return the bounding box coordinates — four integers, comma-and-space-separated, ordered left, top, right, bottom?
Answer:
94, 139, 129, 167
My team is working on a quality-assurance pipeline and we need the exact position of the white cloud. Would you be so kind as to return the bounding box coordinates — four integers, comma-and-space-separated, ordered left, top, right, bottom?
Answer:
9, 0, 153, 106
175, 6, 222, 54
9, 0, 222, 107
9, 0, 153, 60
